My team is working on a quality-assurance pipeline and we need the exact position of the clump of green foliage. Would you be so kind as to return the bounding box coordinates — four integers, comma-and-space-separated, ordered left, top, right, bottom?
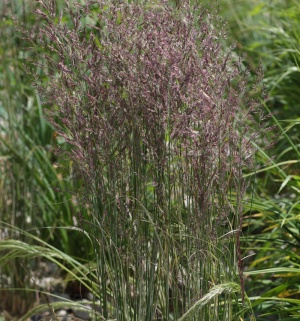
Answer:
0, 0, 82, 316
218, 0, 300, 320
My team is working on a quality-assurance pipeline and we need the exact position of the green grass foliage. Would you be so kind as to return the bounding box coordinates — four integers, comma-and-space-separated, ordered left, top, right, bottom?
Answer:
218, 0, 300, 320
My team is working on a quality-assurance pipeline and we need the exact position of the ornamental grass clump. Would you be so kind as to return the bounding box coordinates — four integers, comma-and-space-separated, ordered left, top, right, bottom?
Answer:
29, 0, 263, 319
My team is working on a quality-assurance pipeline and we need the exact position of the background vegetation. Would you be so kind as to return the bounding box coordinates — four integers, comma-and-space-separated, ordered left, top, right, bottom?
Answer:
220, 1, 300, 320
0, 0, 299, 320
